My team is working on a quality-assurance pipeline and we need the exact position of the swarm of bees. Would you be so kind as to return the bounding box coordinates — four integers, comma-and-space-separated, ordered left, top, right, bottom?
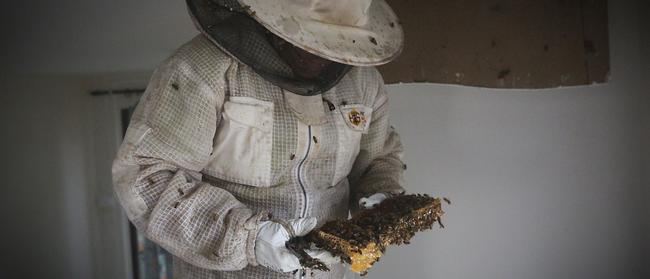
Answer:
286, 194, 449, 275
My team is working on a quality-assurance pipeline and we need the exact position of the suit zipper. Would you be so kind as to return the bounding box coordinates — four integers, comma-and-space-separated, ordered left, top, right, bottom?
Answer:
296, 126, 312, 279
297, 125, 312, 218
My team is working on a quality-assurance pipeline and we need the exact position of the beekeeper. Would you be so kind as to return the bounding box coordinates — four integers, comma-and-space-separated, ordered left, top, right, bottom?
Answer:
112, 0, 406, 278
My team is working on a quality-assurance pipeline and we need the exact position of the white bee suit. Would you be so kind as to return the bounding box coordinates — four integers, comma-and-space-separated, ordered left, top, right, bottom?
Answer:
112, 35, 406, 279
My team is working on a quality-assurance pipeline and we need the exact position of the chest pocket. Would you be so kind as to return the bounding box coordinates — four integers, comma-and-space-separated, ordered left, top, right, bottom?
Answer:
205, 97, 274, 187
332, 104, 373, 185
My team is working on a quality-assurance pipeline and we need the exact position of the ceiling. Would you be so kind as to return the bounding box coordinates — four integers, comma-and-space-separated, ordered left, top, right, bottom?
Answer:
1, 0, 197, 75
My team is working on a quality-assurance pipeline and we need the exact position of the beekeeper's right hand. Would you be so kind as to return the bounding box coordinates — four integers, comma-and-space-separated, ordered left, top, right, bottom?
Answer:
255, 217, 321, 272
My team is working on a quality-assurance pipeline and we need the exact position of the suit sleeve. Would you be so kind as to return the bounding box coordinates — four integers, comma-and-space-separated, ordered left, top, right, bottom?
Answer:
348, 69, 406, 206
112, 58, 268, 271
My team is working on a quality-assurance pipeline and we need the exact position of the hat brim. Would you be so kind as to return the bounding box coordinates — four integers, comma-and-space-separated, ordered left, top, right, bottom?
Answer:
238, 0, 404, 66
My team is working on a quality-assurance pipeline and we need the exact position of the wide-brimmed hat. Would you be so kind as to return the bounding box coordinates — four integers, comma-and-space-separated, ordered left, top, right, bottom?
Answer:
238, 0, 404, 66
186, 0, 402, 95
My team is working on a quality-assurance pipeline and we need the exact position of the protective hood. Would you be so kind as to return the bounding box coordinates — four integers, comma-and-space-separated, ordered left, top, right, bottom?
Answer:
187, 0, 352, 96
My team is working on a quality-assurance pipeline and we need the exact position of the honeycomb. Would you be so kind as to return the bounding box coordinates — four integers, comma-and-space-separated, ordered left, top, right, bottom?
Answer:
286, 194, 447, 275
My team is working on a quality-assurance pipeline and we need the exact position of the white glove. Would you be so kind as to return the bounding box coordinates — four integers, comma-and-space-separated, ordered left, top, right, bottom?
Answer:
255, 217, 339, 272
305, 246, 340, 265
359, 193, 388, 209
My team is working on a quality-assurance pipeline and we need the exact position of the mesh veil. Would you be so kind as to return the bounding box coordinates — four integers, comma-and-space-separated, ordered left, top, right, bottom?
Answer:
186, 0, 352, 96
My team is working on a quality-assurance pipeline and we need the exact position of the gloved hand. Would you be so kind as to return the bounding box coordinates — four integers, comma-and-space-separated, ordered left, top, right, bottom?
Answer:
255, 217, 339, 272
359, 193, 388, 209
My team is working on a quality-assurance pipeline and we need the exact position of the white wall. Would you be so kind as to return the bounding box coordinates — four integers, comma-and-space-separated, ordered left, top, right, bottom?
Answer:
640, 0, 650, 273
0, 74, 146, 279
0, 76, 95, 279
367, 1, 649, 279
0, 0, 195, 75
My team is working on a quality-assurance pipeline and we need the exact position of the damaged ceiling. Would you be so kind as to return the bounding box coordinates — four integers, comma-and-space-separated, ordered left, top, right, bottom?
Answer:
379, 0, 610, 88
